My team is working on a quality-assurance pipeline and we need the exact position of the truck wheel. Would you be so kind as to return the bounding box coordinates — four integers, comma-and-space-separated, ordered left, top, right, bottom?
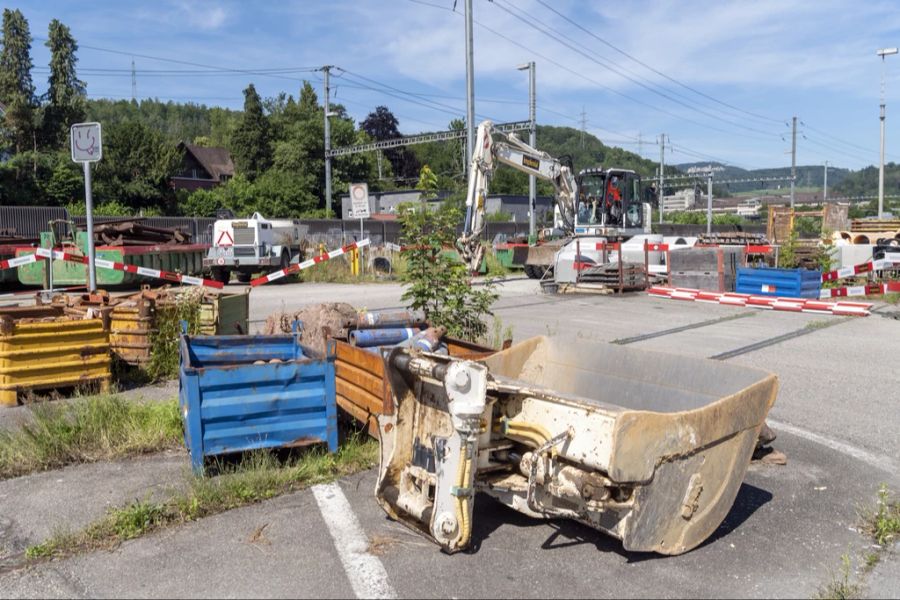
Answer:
235, 272, 252, 284
212, 268, 231, 284
525, 265, 546, 279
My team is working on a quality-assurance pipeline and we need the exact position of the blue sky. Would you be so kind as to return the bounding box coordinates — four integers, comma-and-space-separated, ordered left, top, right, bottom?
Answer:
13, 0, 900, 171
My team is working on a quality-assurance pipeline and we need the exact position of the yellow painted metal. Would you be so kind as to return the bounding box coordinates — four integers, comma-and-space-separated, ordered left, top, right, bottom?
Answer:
109, 300, 153, 366
0, 318, 111, 406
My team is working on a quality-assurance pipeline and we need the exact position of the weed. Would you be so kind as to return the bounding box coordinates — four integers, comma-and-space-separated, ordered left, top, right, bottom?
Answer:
861, 484, 900, 547
805, 320, 835, 331
483, 251, 509, 277
863, 552, 880, 571
147, 289, 203, 381
480, 315, 514, 350
26, 435, 378, 560
0, 395, 182, 480
815, 552, 862, 600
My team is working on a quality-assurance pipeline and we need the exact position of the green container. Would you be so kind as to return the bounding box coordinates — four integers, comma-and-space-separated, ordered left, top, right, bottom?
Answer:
16, 232, 207, 287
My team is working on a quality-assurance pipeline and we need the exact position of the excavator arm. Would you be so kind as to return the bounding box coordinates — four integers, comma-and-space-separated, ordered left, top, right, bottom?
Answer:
457, 120, 577, 272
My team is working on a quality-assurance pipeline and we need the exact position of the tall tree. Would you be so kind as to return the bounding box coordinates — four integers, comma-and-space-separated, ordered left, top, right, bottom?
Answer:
43, 19, 86, 147
361, 105, 419, 182
230, 83, 271, 180
0, 8, 36, 157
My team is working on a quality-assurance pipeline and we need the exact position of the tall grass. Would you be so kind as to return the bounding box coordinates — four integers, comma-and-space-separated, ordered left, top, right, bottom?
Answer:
0, 395, 182, 480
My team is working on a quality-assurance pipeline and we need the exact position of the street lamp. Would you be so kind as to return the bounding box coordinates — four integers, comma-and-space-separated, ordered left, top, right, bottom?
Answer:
517, 62, 536, 238
877, 47, 898, 219
823, 160, 829, 204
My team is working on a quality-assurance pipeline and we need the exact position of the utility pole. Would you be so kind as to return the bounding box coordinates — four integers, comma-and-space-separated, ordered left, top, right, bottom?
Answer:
131, 58, 136, 101
790, 115, 797, 209
824, 160, 829, 204
322, 65, 333, 216
706, 166, 713, 236
637, 132, 643, 157
464, 0, 475, 177
518, 62, 536, 238
580, 107, 587, 149
877, 48, 898, 219
658, 133, 666, 224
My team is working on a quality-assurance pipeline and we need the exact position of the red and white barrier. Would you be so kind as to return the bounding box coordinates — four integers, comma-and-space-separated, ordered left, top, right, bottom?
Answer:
0, 253, 46, 271
250, 239, 370, 287
34, 248, 224, 289
648, 285, 873, 317
819, 281, 900, 299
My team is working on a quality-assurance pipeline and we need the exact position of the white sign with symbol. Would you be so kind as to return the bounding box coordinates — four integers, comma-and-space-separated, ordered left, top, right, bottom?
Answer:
349, 183, 370, 219
70, 122, 102, 163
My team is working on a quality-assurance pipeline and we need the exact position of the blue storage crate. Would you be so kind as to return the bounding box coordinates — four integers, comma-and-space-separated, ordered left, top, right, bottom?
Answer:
736, 267, 822, 298
178, 323, 337, 472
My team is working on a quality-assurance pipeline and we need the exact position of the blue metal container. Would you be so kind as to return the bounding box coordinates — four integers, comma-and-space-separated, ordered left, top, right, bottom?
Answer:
736, 267, 822, 298
179, 324, 337, 472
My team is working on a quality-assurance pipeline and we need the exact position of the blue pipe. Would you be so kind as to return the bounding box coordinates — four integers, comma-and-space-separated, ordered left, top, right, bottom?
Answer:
349, 327, 418, 348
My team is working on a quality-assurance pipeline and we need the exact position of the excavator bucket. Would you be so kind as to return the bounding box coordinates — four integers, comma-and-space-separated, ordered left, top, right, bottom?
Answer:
375, 336, 778, 555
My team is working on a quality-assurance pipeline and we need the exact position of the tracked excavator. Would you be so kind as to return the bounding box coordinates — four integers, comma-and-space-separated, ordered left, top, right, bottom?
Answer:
456, 120, 655, 283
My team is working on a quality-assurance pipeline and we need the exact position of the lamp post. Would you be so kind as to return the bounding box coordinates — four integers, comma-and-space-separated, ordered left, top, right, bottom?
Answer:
823, 160, 829, 204
877, 47, 898, 219
517, 61, 536, 239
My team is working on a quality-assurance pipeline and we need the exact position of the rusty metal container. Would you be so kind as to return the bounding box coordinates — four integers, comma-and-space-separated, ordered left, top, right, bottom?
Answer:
376, 336, 778, 556
332, 335, 501, 438
0, 306, 111, 406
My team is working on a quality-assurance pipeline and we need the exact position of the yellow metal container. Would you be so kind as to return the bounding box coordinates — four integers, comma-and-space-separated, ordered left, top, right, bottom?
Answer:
0, 311, 111, 406
109, 297, 154, 366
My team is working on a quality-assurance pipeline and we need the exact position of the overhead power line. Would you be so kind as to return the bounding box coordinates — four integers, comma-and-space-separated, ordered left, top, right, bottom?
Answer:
532, 0, 784, 126
485, 0, 784, 139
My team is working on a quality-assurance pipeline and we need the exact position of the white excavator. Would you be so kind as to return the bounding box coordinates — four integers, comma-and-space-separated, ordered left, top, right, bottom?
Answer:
456, 120, 659, 285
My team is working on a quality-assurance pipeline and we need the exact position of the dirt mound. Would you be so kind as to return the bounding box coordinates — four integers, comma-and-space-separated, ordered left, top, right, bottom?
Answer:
263, 302, 358, 354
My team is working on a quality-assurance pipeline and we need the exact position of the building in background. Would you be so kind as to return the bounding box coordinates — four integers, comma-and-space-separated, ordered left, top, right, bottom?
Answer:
172, 143, 235, 192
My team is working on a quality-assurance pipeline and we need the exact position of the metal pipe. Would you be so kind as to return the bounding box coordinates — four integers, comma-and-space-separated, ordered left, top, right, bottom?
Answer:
83, 162, 97, 292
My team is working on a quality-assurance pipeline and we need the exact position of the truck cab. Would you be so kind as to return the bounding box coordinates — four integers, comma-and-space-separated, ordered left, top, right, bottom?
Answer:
204, 212, 301, 284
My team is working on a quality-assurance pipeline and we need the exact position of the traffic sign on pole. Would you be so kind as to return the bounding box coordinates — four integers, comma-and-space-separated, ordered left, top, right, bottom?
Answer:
71, 122, 103, 292
349, 183, 370, 219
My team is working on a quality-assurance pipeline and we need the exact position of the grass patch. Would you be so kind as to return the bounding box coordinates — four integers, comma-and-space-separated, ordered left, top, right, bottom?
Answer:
300, 254, 384, 283
0, 395, 182, 480
26, 435, 378, 560
484, 251, 510, 277
860, 484, 900, 547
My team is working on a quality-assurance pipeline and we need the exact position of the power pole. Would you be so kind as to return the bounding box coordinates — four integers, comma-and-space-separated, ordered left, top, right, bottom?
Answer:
637, 132, 643, 157
824, 160, 829, 203
322, 65, 333, 216
706, 166, 713, 236
580, 107, 587, 149
131, 58, 136, 101
877, 48, 898, 219
464, 0, 475, 177
518, 61, 536, 238
658, 133, 666, 224
790, 115, 797, 209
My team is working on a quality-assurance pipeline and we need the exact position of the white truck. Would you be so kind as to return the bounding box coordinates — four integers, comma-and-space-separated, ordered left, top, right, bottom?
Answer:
204, 212, 304, 284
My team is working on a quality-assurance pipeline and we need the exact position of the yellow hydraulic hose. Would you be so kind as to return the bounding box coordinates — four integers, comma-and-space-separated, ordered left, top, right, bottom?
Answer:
453, 443, 472, 549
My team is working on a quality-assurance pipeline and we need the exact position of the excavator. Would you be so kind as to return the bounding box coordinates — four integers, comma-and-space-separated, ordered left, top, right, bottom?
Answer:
456, 120, 652, 281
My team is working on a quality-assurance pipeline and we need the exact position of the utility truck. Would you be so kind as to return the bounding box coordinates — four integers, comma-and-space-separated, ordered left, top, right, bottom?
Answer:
204, 212, 303, 284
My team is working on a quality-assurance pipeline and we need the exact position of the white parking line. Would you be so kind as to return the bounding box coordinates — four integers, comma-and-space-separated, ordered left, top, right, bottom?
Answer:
312, 482, 397, 599
768, 418, 899, 475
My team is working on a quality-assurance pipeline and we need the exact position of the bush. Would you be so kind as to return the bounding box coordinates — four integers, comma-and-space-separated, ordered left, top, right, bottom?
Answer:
398, 202, 498, 341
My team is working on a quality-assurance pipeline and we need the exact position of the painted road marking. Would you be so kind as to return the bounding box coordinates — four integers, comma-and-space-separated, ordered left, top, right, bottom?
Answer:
311, 482, 396, 599
768, 418, 899, 476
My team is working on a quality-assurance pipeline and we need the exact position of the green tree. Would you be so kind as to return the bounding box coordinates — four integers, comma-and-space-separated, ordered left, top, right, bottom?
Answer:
415, 164, 438, 196
92, 120, 183, 212
0, 9, 36, 158
42, 19, 85, 148
398, 202, 497, 341
230, 83, 271, 180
